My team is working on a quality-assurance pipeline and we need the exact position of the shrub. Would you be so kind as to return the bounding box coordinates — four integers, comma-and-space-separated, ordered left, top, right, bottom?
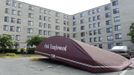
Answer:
20, 48, 26, 54
0, 48, 18, 53
27, 48, 35, 54
5, 53, 16, 56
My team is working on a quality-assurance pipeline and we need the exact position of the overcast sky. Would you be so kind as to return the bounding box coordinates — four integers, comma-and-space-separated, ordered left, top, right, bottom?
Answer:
18, 0, 110, 15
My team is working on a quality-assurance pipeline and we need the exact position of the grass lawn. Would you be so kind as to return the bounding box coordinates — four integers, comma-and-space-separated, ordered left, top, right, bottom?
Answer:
0, 53, 43, 59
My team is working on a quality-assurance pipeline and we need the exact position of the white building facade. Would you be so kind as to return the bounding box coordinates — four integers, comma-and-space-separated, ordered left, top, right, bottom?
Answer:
71, 0, 134, 49
0, 0, 134, 49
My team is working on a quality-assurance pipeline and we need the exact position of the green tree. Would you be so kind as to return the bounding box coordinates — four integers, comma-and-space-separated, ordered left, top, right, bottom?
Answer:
0, 34, 16, 49
128, 23, 134, 43
27, 35, 45, 47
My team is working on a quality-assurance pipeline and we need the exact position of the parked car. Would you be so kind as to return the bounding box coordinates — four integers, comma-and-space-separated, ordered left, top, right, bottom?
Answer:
110, 46, 131, 58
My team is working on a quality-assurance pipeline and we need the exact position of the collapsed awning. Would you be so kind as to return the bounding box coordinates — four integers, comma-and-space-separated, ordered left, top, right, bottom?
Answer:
36, 36, 134, 73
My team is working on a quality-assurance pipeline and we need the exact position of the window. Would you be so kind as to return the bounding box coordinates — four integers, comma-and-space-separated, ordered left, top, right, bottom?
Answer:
16, 27, 21, 32
81, 39, 85, 42
4, 16, 9, 22
105, 12, 111, 18
55, 26, 60, 30
63, 15, 67, 19
93, 16, 96, 21
81, 26, 85, 30
44, 23, 47, 28
73, 27, 76, 32
92, 10, 95, 14
108, 43, 114, 49
17, 11, 21, 16
96, 8, 100, 13
16, 35, 20, 41
39, 8, 43, 13
115, 25, 121, 31
116, 42, 123, 46
67, 21, 69, 25
12, 1, 17, 7
28, 13, 34, 18
89, 31, 92, 35
93, 30, 97, 35
88, 17, 91, 22
113, 8, 119, 14
55, 32, 60, 36
63, 21, 66, 25
44, 30, 47, 35
39, 22, 43, 28
6, 0, 11, 6
28, 21, 33, 26
10, 26, 15, 32
98, 37, 102, 42
48, 10, 51, 15
29, 5, 34, 11
48, 17, 51, 22
106, 27, 113, 33
115, 33, 122, 39
73, 16, 75, 20
93, 23, 96, 28
48, 24, 51, 29
73, 33, 76, 38
107, 35, 113, 41
27, 28, 33, 33
18, 3, 22, 8
94, 37, 97, 42
80, 13, 84, 18
89, 38, 92, 42
98, 22, 101, 27
98, 29, 101, 34
44, 16, 47, 21
39, 15, 42, 20
44, 10, 47, 14
12, 9, 17, 15
64, 33, 67, 37
63, 27, 66, 31
67, 27, 70, 32
55, 12, 60, 17
56, 19, 60, 23
17, 19, 21, 24
67, 34, 70, 38
105, 5, 110, 11
99, 44, 103, 48
89, 24, 92, 28
81, 32, 85, 37
5, 8, 10, 14
80, 19, 84, 24
88, 11, 91, 15
27, 36, 32, 40
48, 31, 51, 36
97, 15, 100, 20
39, 30, 43, 35
11, 17, 16, 23
112, 0, 118, 6
3, 25, 9, 31
106, 20, 111, 25
73, 21, 76, 25
114, 16, 120, 22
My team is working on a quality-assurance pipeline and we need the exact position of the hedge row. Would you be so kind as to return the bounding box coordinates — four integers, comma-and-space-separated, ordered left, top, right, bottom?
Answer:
0, 48, 35, 54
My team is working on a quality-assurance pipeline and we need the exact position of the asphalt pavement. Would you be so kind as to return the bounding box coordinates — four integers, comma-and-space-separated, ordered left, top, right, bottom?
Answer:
0, 58, 133, 75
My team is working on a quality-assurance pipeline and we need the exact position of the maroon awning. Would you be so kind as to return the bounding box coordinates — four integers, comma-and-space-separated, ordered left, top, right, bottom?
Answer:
36, 36, 134, 73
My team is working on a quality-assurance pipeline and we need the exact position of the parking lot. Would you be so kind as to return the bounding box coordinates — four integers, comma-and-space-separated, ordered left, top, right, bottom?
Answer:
0, 58, 133, 75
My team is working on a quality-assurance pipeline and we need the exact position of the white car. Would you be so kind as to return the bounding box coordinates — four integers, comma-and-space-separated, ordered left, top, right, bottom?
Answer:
110, 46, 131, 58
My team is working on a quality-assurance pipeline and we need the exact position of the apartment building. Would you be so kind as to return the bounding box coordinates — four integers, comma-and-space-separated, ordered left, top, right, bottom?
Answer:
0, 0, 71, 48
0, 0, 134, 49
70, 0, 134, 49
